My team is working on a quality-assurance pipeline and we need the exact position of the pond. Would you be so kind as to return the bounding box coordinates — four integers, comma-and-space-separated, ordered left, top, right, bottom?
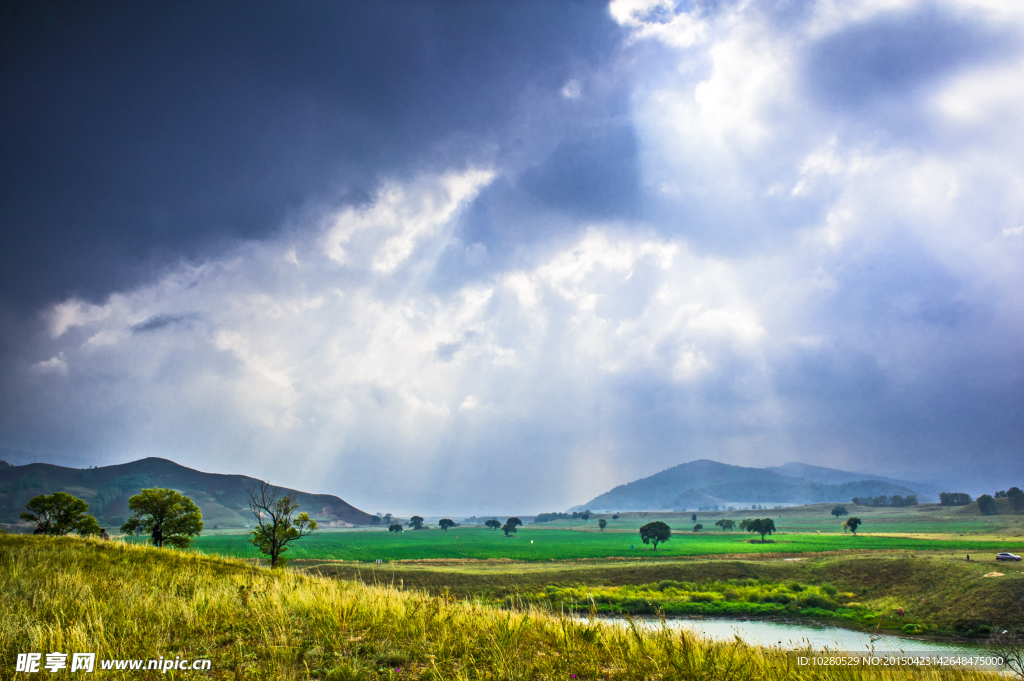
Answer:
588, 616, 990, 656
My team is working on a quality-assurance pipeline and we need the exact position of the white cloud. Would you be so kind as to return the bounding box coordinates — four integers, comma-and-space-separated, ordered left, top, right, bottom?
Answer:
30, 354, 68, 376
561, 79, 582, 100
324, 168, 493, 272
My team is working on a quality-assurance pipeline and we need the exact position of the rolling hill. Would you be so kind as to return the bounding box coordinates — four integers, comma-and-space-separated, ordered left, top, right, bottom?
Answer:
575, 459, 926, 512
0, 457, 377, 530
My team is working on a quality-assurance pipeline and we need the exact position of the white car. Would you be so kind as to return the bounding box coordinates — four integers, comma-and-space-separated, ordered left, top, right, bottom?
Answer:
996, 552, 1022, 561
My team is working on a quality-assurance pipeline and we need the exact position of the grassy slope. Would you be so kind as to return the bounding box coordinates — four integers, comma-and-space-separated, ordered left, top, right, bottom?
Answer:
187, 526, 1024, 562
300, 552, 1024, 638
0, 535, 1004, 680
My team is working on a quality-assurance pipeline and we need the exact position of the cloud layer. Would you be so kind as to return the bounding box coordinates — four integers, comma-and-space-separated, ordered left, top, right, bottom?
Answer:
1, 0, 1022, 513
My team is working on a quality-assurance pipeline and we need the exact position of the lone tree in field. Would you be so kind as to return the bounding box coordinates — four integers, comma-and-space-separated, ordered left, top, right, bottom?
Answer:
244, 481, 317, 567
740, 517, 776, 542
598, 518, 607, 530
121, 488, 203, 548
639, 521, 671, 550
388, 523, 403, 533
843, 517, 862, 535
691, 513, 697, 522
715, 519, 734, 532
502, 517, 522, 536
439, 518, 456, 532
21, 492, 100, 536
408, 515, 425, 530
977, 494, 997, 516
693, 524, 703, 532
831, 505, 848, 518
485, 519, 502, 530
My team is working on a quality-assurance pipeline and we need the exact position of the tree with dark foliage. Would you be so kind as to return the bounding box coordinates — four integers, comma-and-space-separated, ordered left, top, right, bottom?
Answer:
1008, 487, 1024, 513
408, 515, 425, 530
21, 492, 100, 536
977, 494, 997, 516
831, 505, 848, 517
388, 523, 403, 533
740, 518, 776, 542
122, 488, 203, 548
639, 521, 671, 549
439, 518, 456, 531
502, 517, 522, 536
843, 517, 862, 535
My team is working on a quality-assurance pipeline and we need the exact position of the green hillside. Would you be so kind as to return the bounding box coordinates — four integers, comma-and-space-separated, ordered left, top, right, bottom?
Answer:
0, 457, 376, 530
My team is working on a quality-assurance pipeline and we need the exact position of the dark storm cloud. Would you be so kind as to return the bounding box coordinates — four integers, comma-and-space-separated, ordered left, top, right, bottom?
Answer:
0, 0, 626, 309
130, 313, 199, 334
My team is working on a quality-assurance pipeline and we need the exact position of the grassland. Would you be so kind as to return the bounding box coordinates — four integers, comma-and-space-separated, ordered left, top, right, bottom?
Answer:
184, 525, 1024, 563
300, 552, 1024, 639
0, 534, 1011, 680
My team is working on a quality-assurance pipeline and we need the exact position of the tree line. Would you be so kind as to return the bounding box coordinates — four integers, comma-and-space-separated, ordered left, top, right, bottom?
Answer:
851, 494, 917, 507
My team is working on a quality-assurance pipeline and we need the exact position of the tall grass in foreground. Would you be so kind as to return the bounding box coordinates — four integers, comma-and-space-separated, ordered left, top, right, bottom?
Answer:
0, 535, 1003, 680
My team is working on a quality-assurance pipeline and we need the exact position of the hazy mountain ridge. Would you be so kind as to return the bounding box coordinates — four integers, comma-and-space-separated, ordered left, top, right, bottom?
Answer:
0, 457, 376, 529
575, 459, 927, 512
764, 462, 941, 497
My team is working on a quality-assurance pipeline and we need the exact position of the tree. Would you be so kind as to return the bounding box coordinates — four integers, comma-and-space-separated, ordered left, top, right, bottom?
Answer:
581, 511, 591, 522
598, 518, 608, 530
977, 494, 997, 516
383, 513, 393, 523
1008, 487, 1024, 513
388, 523, 403, 533
693, 524, 703, 532
485, 519, 502, 530
612, 514, 619, 520
244, 481, 317, 567
121, 488, 204, 548
831, 505, 848, 518
843, 517, 862, 535
741, 518, 776, 542
439, 518, 456, 532
715, 519, 734, 532
408, 515, 425, 530
77, 515, 101, 537
639, 521, 671, 550
502, 517, 522, 536
691, 513, 697, 522
940, 492, 972, 506
21, 492, 99, 536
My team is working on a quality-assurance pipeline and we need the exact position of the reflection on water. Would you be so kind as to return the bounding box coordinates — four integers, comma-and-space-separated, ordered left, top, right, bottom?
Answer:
588, 616, 987, 656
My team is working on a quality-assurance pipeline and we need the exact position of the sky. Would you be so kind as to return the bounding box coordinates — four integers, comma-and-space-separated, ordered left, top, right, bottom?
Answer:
1, 0, 1022, 516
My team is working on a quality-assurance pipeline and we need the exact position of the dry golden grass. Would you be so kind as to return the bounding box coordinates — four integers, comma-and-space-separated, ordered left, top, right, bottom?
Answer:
0, 535, 1006, 680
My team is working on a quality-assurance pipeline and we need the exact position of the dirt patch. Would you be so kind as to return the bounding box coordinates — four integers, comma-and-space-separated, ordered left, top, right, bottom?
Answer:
983, 572, 1004, 577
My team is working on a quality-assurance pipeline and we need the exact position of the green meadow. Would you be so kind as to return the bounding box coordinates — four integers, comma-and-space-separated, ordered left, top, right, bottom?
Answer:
185, 525, 1024, 562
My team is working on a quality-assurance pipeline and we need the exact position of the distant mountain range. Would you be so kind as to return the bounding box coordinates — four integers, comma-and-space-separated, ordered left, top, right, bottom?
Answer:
0, 457, 376, 530
573, 459, 932, 512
